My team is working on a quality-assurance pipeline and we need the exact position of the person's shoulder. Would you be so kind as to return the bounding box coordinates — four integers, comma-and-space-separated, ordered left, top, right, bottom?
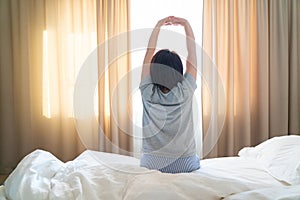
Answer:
139, 75, 154, 101
182, 73, 197, 90
184, 73, 196, 82
139, 75, 152, 89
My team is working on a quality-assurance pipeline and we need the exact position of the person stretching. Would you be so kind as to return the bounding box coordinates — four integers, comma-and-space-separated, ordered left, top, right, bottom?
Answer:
139, 16, 200, 173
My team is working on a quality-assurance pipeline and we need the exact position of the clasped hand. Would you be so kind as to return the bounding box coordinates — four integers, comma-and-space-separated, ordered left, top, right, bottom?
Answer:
156, 16, 188, 28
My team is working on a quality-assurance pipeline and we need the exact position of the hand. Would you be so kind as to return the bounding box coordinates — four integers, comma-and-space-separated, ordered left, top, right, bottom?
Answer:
156, 17, 196, 79
156, 16, 188, 27
170, 17, 188, 26
156, 16, 174, 28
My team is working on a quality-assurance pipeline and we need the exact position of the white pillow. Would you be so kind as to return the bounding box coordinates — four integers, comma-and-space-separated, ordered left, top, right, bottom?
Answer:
238, 135, 300, 185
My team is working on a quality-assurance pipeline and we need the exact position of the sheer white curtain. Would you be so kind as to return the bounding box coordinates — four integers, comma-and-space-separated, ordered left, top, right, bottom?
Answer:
96, 0, 133, 155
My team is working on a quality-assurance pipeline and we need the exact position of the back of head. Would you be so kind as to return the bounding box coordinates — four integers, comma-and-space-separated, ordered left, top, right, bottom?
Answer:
150, 49, 183, 91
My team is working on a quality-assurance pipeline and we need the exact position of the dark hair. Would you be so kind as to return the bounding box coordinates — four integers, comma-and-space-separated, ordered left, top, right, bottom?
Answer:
150, 49, 183, 92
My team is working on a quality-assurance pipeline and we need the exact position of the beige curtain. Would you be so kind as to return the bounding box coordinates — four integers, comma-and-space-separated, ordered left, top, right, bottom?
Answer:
0, 0, 96, 174
97, 0, 133, 155
270, 0, 300, 136
0, 0, 132, 174
202, 0, 300, 158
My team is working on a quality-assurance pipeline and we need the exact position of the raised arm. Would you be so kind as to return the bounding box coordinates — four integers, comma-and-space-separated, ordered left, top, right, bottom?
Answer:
172, 17, 197, 80
141, 17, 173, 80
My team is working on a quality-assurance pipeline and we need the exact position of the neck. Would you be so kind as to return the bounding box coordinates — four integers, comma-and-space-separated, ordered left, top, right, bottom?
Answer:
161, 88, 170, 93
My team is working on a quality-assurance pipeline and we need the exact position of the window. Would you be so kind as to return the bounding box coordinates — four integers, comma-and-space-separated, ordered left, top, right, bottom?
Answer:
42, 30, 97, 118
130, 0, 204, 158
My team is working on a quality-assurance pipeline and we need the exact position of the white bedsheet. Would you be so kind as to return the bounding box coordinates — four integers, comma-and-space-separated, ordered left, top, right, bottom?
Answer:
197, 157, 287, 187
224, 185, 300, 200
4, 150, 299, 200
0, 185, 7, 200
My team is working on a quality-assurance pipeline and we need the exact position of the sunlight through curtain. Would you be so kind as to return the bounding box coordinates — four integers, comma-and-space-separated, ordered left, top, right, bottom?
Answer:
0, 0, 95, 174
97, 0, 133, 155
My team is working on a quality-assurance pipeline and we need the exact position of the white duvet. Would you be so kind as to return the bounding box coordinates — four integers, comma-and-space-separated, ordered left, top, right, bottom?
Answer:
3, 150, 300, 200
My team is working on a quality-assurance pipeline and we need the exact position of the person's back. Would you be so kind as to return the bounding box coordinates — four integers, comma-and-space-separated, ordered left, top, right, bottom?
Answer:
139, 17, 200, 173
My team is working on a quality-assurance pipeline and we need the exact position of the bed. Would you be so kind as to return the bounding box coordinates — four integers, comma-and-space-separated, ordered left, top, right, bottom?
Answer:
1, 135, 300, 199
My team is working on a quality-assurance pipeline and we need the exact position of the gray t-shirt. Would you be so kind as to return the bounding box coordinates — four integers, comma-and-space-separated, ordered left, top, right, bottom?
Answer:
140, 73, 197, 158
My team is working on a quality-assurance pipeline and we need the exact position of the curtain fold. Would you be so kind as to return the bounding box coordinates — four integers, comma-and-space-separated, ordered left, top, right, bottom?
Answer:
0, 0, 99, 173
0, 0, 133, 173
203, 0, 300, 158
97, 0, 133, 155
269, 0, 300, 135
